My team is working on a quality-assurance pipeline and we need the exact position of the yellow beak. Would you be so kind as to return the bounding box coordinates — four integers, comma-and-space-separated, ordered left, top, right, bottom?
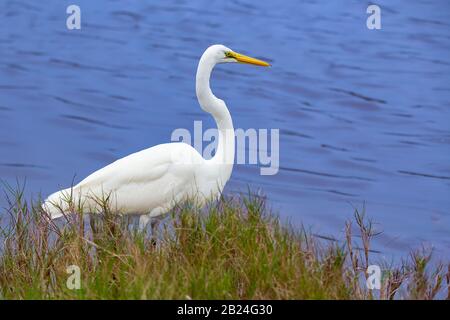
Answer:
229, 51, 271, 67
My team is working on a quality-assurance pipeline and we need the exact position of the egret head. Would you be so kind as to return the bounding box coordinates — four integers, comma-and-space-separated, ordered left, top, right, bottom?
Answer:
206, 44, 270, 67
196, 44, 270, 115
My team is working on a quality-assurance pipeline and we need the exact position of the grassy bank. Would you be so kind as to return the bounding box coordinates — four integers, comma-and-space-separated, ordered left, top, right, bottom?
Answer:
0, 188, 448, 299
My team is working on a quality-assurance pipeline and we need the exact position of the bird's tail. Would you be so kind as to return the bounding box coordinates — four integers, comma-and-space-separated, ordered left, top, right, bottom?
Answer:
41, 187, 75, 219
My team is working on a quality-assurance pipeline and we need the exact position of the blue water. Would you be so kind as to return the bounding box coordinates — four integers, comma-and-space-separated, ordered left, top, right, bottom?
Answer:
0, 0, 449, 260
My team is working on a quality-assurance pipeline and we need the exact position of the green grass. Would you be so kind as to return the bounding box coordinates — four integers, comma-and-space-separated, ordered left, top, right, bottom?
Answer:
0, 186, 448, 299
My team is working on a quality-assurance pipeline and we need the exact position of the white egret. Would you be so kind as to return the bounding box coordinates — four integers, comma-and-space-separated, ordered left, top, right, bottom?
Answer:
42, 44, 270, 230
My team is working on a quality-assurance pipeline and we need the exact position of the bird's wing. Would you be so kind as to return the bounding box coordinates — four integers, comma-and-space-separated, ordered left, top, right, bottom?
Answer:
45, 143, 204, 216
76, 143, 200, 192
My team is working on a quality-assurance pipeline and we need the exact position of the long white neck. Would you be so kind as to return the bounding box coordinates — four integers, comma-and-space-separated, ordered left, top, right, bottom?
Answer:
195, 52, 235, 180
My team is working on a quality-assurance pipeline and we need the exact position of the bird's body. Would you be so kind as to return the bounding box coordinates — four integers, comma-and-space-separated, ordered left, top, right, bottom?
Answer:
45, 142, 231, 221
42, 44, 269, 228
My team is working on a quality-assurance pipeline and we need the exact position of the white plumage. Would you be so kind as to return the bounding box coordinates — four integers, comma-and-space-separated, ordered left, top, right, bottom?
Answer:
42, 44, 269, 229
